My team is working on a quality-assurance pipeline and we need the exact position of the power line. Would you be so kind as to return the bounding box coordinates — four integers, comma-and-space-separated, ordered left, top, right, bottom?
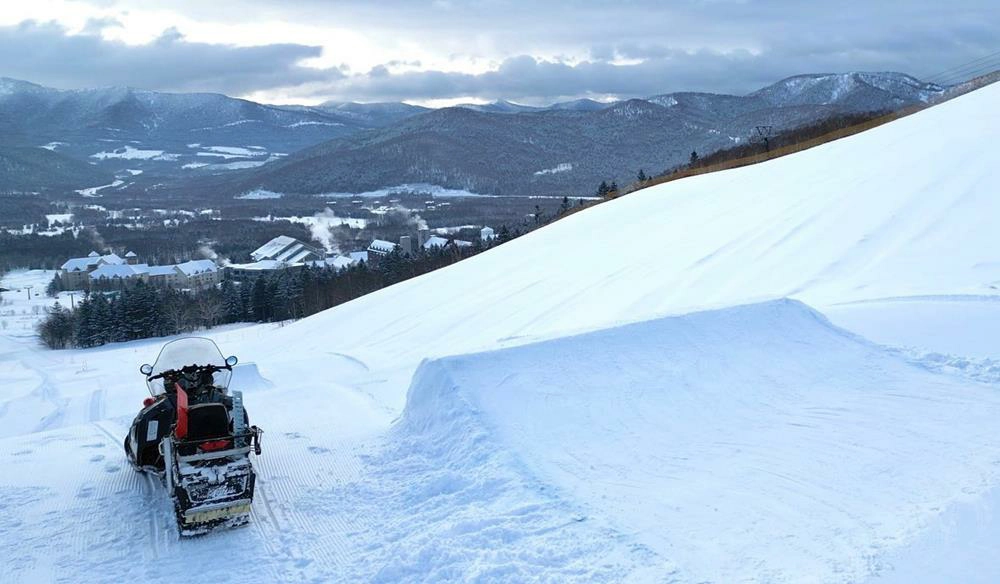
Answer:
932, 59, 1000, 84
923, 49, 1000, 85
924, 48, 1000, 80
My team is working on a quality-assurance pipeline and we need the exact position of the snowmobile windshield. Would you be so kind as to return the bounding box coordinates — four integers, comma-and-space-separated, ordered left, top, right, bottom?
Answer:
146, 337, 233, 395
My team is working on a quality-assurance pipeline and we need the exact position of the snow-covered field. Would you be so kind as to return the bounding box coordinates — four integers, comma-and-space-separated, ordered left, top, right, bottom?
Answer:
1, 82, 999, 582
90, 146, 178, 161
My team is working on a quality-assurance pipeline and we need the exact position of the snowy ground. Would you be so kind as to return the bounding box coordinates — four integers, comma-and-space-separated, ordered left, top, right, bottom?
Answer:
1, 82, 999, 582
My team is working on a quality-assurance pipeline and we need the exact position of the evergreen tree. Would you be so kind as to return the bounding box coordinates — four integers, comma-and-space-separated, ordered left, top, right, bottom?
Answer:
690, 150, 699, 165
89, 292, 113, 345
597, 180, 610, 197
251, 276, 273, 322
74, 293, 95, 348
221, 280, 244, 323
637, 169, 647, 183
46, 274, 62, 297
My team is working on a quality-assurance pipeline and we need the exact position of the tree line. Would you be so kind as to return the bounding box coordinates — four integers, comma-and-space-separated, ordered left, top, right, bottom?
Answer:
36, 230, 528, 350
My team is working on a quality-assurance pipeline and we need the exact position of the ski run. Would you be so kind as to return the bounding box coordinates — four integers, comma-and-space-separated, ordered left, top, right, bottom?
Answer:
2, 81, 1000, 583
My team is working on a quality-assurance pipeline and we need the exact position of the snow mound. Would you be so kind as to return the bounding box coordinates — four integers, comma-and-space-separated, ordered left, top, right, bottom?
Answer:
229, 362, 274, 392
396, 299, 1000, 583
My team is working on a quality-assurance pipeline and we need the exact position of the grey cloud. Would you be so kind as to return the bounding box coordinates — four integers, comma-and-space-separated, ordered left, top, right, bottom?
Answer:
0, 20, 342, 94
4, 0, 1000, 103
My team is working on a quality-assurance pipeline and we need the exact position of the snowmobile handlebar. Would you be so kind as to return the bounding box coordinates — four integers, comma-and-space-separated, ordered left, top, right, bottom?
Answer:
145, 362, 232, 383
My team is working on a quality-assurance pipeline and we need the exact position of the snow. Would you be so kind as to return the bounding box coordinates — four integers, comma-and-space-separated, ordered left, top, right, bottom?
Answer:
422, 235, 449, 249
235, 189, 283, 200
90, 146, 178, 161
321, 183, 494, 198
202, 160, 272, 170
188, 119, 262, 132
174, 259, 218, 276
75, 179, 125, 197
45, 213, 73, 225
250, 235, 299, 262
534, 162, 573, 175
1, 83, 1000, 582
285, 120, 343, 128
398, 300, 1000, 582
199, 146, 267, 157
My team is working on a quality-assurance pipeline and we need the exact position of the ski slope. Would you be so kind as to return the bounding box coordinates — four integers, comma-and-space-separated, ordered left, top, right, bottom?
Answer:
1, 81, 1000, 582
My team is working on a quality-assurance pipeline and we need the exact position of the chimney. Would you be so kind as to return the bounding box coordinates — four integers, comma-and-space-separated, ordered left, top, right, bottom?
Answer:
417, 227, 430, 247
399, 235, 413, 256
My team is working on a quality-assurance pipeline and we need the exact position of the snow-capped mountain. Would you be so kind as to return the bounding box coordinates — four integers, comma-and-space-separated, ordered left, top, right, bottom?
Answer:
1, 80, 998, 583
454, 99, 544, 113
749, 71, 944, 108
242, 71, 947, 198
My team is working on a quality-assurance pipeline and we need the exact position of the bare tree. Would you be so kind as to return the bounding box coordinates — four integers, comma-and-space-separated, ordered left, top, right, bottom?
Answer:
197, 293, 224, 329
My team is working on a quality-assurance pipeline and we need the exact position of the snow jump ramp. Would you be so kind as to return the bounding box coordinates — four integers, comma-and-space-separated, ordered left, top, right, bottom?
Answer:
395, 299, 1000, 583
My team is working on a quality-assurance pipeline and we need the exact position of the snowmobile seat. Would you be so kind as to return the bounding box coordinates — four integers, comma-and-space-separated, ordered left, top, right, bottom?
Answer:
185, 403, 233, 453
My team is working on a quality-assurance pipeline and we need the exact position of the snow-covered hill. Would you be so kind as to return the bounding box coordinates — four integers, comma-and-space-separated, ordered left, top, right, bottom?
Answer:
1, 81, 999, 582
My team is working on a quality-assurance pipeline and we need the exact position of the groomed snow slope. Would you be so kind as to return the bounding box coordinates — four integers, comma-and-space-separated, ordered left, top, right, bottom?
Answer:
252, 81, 1000, 413
2, 83, 999, 582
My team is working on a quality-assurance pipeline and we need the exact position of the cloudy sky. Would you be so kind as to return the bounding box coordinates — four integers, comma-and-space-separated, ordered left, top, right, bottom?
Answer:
0, 0, 997, 106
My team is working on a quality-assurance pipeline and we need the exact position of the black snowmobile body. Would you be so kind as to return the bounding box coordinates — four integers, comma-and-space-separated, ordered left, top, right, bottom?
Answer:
125, 388, 243, 471
124, 337, 263, 536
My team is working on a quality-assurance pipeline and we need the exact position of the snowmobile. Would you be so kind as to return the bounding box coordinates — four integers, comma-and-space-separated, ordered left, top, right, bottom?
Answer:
125, 337, 263, 536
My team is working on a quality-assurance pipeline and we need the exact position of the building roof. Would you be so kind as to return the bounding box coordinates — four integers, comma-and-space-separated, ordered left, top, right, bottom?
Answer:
147, 265, 178, 277
453, 239, 473, 247
61, 257, 98, 272
89, 264, 148, 280
368, 239, 398, 254
250, 235, 298, 262
423, 235, 450, 249
125, 251, 137, 258
307, 255, 362, 270
227, 259, 290, 271
348, 251, 369, 263
251, 235, 324, 264
61, 252, 126, 272
176, 259, 218, 276
283, 248, 315, 264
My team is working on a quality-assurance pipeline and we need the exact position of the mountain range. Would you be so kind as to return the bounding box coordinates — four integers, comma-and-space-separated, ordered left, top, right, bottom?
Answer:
239, 72, 946, 198
0, 77, 429, 190
0, 72, 946, 196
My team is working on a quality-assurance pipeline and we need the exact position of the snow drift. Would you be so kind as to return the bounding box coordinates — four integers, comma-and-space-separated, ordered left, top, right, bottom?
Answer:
396, 299, 1000, 583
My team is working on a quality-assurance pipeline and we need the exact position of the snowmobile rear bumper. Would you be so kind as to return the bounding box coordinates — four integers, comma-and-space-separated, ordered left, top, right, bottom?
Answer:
182, 498, 252, 527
